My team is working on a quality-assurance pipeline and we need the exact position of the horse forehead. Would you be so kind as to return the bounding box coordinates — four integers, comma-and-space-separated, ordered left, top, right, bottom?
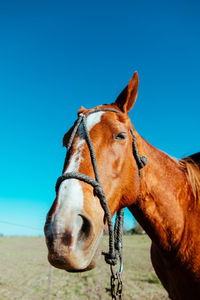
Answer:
77, 110, 128, 139
78, 111, 105, 137
86, 111, 105, 130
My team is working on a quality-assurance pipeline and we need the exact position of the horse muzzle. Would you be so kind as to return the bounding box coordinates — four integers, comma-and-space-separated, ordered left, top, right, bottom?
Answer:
44, 210, 103, 272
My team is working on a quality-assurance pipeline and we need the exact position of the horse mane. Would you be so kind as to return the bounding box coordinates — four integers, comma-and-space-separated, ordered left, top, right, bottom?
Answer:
179, 152, 200, 204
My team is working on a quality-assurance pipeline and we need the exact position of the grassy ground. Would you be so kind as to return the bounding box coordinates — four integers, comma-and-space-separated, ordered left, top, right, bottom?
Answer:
0, 235, 169, 299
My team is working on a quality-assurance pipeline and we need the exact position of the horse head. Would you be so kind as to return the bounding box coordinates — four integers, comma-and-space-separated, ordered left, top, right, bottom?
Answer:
44, 72, 142, 272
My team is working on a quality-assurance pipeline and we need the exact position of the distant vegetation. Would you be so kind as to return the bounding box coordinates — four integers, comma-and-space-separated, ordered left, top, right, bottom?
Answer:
128, 221, 146, 235
104, 222, 146, 236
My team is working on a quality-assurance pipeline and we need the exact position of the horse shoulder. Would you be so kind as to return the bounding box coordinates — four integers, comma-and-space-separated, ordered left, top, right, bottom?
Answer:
177, 208, 200, 274
151, 242, 173, 299
151, 223, 200, 300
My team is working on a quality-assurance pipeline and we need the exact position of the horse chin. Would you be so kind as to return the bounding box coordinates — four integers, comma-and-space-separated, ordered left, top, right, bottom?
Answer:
47, 228, 104, 272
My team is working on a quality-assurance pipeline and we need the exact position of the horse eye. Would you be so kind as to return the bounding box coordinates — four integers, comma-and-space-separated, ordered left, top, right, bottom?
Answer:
114, 132, 127, 140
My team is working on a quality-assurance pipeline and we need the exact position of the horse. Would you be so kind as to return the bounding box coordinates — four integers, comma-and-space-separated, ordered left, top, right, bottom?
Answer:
44, 72, 200, 300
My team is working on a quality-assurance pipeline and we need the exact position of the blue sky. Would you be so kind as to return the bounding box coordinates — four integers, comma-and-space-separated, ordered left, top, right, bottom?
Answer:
0, 0, 199, 235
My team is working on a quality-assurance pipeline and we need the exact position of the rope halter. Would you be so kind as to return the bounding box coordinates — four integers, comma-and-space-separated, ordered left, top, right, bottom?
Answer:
55, 108, 147, 267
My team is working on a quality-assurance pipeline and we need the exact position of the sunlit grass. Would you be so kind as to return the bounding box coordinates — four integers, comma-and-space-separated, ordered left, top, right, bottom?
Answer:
0, 235, 168, 299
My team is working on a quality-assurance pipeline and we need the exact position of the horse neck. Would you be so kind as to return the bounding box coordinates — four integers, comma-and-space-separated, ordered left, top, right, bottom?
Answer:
129, 131, 193, 251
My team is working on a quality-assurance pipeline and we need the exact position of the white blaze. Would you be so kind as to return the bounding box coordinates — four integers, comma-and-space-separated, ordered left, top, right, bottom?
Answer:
56, 111, 104, 219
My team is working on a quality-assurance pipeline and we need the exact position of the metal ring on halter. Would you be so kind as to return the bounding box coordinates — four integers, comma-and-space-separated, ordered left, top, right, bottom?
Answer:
110, 254, 123, 277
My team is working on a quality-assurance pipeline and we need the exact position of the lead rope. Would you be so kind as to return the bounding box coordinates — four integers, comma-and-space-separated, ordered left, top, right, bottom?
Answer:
55, 108, 147, 300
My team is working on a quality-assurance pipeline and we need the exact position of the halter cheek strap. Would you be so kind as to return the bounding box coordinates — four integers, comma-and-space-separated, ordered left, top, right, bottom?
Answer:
55, 108, 147, 267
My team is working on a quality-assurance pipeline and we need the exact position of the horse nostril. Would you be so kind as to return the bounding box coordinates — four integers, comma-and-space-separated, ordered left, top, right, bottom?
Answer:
78, 214, 93, 243
45, 212, 94, 252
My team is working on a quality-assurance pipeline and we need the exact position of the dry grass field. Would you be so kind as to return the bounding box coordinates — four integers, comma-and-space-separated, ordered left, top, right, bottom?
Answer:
0, 235, 169, 300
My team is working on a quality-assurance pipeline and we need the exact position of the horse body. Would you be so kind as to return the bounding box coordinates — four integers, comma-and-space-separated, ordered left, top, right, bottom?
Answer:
45, 72, 200, 299
128, 132, 200, 299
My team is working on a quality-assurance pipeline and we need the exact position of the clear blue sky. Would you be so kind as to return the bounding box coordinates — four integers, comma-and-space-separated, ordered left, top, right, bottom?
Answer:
0, 0, 199, 235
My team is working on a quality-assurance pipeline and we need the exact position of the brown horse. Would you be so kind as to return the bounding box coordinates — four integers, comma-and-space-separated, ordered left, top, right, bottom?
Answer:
44, 72, 200, 300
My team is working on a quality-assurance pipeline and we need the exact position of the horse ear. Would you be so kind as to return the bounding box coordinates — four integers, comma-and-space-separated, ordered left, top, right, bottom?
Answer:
78, 106, 86, 114
114, 71, 139, 113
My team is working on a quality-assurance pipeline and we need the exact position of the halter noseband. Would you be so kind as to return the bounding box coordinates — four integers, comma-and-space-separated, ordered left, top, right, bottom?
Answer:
55, 108, 147, 267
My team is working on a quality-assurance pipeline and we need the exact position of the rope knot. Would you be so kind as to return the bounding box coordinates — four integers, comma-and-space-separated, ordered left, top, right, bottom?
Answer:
139, 155, 147, 169
103, 252, 119, 266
